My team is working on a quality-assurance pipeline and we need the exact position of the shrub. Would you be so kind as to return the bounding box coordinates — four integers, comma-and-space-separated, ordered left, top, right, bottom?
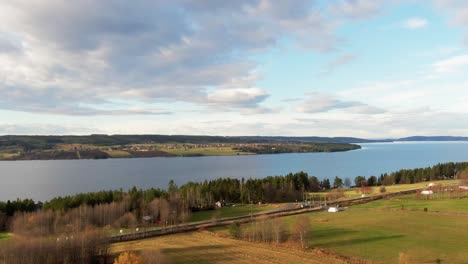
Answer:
228, 222, 242, 239
114, 252, 144, 264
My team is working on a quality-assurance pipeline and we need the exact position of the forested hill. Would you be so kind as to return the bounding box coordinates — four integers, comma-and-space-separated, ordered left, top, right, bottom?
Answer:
397, 136, 468, 141
0, 134, 387, 146
0, 135, 466, 147
237, 136, 391, 143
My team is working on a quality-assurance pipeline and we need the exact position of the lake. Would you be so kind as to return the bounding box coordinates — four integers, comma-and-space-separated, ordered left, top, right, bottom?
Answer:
1, 141, 468, 201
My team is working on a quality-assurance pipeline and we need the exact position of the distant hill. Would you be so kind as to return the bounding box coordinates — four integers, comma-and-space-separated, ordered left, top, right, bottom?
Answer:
0, 135, 467, 148
397, 136, 468, 141
236, 136, 392, 143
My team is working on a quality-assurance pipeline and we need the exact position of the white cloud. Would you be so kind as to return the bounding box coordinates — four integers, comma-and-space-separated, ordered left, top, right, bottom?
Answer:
206, 88, 269, 108
0, 0, 348, 116
329, 0, 387, 19
404, 17, 428, 29
432, 0, 468, 43
297, 92, 385, 114
432, 54, 468, 73
322, 53, 356, 74
0, 123, 104, 135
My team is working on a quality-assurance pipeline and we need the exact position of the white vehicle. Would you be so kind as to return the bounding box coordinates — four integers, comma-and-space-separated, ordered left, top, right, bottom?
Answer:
328, 206, 343, 212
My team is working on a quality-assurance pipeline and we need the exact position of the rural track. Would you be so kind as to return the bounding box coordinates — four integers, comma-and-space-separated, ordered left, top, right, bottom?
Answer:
110, 187, 424, 243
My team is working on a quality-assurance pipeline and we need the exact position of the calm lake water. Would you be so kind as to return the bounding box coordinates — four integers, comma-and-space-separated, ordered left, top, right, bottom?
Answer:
1, 141, 468, 201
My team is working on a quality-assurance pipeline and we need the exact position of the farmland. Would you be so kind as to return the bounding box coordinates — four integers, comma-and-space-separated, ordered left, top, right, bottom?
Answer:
277, 191, 468, 264
190, 204, 278, 222
0, 136, 360, 160
308, 179, 460, 200
150, 192, 468, 263
111, 231, 349, 264
0, 233, 9, 241
353, 193, 468, 212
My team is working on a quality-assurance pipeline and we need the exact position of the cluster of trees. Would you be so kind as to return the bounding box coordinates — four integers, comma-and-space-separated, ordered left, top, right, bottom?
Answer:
350, 162, 468, 187
114, 250, 166, 264
2, 162, 467, 232
229, 215, 312, 249
0, 199, 37, 216
233, 143, 360, 154
0, 228, 108, 264
0, 199, 37, 231
0, 134, 369, 150
179, 172, 334, 207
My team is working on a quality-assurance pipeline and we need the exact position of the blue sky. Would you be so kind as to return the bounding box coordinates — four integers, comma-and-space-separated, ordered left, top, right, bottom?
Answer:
1, 0, 468, 137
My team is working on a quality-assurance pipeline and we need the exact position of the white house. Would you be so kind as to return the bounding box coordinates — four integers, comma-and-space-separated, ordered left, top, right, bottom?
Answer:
421, 190, 433, 195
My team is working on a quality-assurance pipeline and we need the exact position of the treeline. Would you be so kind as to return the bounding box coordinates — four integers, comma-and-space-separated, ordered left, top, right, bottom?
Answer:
179, 172, 331, 208
233, 143, 360, 154
354, 162, 468, 186
0, 228, 108, 264
0, 187, 172, 232
0, 134, 377, 150
0, 134, 292, 151
229, 215, 312, 249
43, 187, 167, 211
2, 162, 468, 232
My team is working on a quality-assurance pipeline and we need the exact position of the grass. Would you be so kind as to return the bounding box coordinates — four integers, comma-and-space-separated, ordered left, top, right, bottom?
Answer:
190, 204, 277, 222
353, 194, 468, 212
279, 197, 468, 263
55, 143, 96, 151
0, 232, 10, 241
111, 231, 348, 264
105, 205, 278, 235
160, 146, 252, 156
102, 150, 132, 158
309, 180, 460, 199
0, 153, 19, 159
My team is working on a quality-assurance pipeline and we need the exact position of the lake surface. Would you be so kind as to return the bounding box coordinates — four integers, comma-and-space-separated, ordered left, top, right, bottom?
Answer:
1, 141, 468, 201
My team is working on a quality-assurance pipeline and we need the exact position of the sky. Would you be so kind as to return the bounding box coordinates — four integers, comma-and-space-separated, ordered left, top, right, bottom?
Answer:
1, 0, 468, 138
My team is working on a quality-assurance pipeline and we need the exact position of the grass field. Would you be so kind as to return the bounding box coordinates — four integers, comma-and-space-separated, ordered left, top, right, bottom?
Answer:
190, 204, 277, 222
102, 150, 133, 158
203, 195, 468, 263
309, 180, 460, 199
0, 153, 19, 159
278, 197, 468, 264
160, 147, 253, 156
353, 194, 468, 212
111, 231, 348, 264
0, 233, 9, 241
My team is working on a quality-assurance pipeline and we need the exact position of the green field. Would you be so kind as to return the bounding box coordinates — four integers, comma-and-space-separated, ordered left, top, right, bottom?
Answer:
279, 198, 468, 263
309, 180, 460, 199
353, 194, 468, 212
160, 146, 252, 156
0, 233, 9, 241
190, 204, 277, 222
111, 231, 348, 264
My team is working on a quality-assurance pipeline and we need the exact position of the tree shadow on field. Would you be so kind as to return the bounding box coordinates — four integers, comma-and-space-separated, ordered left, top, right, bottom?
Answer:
313, 228, 358, 239
164, 245, 239, 264
313, 234, 405, 248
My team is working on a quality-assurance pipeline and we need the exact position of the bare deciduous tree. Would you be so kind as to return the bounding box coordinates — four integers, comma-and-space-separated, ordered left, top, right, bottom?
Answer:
293, 215, 311, 249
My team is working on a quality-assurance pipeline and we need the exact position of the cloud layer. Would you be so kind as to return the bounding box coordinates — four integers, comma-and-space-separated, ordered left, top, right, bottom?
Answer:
0, 0, 353, 116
